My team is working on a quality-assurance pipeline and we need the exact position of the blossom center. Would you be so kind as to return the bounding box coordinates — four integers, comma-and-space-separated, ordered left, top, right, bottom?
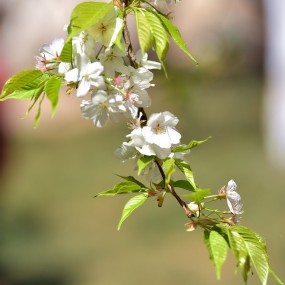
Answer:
153, 123, 165, 134
99, 23, 107, 33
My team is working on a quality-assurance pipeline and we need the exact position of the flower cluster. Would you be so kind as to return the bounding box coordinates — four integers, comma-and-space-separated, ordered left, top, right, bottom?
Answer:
35, 6, 161, 128
116, 111, 182, 160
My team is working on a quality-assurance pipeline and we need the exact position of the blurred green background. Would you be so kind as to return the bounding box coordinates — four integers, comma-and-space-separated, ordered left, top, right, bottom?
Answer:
1, 69, 284, 285
0, 1, 285, 285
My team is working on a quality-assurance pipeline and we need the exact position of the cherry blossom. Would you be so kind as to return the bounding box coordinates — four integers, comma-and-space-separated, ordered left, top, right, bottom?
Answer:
88, 7, 123, 47
35, 38, 65, 72
80, 90, 124, 127
225, 180, 243, 215
64, 54, 104, 97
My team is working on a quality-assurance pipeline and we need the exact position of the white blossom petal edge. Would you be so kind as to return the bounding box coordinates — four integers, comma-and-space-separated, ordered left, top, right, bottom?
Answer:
226, 179, 243, 215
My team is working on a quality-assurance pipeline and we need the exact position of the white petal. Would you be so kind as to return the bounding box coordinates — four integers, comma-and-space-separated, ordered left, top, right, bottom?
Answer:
77, 78, 91, 97
64, 68, 79, 82
166, 128, 181, 144
227, 180, 237, 192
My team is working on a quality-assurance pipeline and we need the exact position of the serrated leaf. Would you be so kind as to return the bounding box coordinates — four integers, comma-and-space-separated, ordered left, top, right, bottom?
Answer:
68, 2, 113, 41
231, 226, 270, 285
145, 11, 169, 64
45, 77, 62, 117
174, 159, 196, 190
172, 180, 195, 191
172, 137, 211, 153
186, 188, 211, 203
117, 194, 148, 230
0, 70, 44, 99
60, 40, 73, 63
116, 175, 146, 189
33, 94, 45, 128
163, 158, 175, 185
227, 228, 252, 283
137, 156, 155, 175
60, 2, 113, 62
209, 230, 229, 280
95, 181, 147, 197
157, 13, 197, 64
134, 8, 152, 56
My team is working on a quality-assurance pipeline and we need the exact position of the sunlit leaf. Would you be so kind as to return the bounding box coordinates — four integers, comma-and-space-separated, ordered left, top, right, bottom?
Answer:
157, 13, 197, 64
68, 2, 113, 41
61, 2, 113, 62
0, 70, 45, 100
145, 10, 169, 65
174, 159, 196, 190
117, 194, 148, 230
172, 137, 211, 153
231, 226, 271, 285
95, 180, 147, 197
186, 188, 211, 203
172, 180, 195, 191
116, 175, 146, 188
45, 77, 62, 117
134, 8, 152, 56
163, 158, 175, 185
209, 230, 229, 280
137, 156, 155, 175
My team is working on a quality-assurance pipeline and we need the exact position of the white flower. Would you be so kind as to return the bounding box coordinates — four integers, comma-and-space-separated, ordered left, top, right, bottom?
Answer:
99, 46, 127, 77
135, 51, 161, 70
226, 180, 243, 215
64, 54, 104, 97
123, 86, 151, 118
35, 38, 65, 72
80, 90, 123, 127
125, 66, 154, 90
88, 7, 123, 47
72, 31, 97, 61
115, 141, 137, 161
142, 111, 181, 149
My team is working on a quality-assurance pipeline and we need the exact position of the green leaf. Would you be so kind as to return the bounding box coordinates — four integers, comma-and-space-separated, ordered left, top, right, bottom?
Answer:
68, 2, 113, 41
172, 180, 195, 191
231, 226, 270, 285
186, 188, 211, 203
137, 156, 155, 175
60, 2, 113, 62
227, 227, 252, 283
95, 180, 147, 197
134, 8, 152, 56
163, 158, 175, 185
60, 40, 73, 63
33, 94, 45, 128
116, 175, 146, 189
45, 77, 62, 117
157, 13, 197, 64
208, 230, 229, 280
172, 137, 211, 153
0, 70, 45, 100
145, 10, 169, 65
117, 194, 148, 230
174, 159, 196, 190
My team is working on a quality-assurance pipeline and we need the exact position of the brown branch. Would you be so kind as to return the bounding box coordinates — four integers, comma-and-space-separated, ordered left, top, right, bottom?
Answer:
155, 159, 194, 218
122, 0, 193, 219
122, 14, 137, 67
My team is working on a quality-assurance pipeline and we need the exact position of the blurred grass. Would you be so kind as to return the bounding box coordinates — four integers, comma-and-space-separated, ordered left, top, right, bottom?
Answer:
0, 68, 284, 285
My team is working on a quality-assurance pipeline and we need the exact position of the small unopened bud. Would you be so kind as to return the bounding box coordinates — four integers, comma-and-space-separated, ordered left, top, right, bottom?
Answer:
185, 221, 197, 232
157, 190, 166, 207
188, 202, 200, 217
